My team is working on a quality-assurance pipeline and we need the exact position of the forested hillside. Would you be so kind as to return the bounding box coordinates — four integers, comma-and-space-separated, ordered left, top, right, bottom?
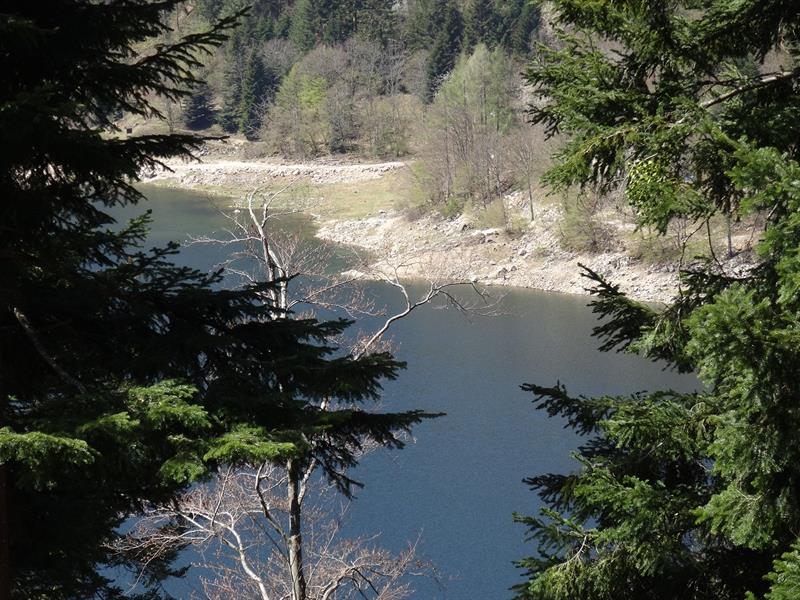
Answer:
130, 0, 553, 218
180, 0, 539, 140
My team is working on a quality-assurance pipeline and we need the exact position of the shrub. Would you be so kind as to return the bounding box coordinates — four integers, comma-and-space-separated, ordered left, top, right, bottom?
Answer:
558, 193, 616, 253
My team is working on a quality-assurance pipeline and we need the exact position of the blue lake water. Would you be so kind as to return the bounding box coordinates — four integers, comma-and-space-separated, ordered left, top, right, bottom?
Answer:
117, 186, 697, 599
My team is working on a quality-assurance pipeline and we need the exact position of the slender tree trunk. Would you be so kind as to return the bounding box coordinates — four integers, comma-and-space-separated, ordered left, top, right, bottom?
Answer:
726, 213, 734, 257
287, 459, 307, 600
0, 463, 9, 600
444, 124, 452, 202
528, 176, 535, 222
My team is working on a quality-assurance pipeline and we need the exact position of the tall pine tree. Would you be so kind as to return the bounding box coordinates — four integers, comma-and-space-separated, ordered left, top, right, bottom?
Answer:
0, 2, 426, 597
237, 49, 272, 137
404, 0, 447, 51
425, 1, 464, 100
183, 83, 214, 130
288, 0, 318, 52
515, 2, 800, 599
463, 0, 497, 51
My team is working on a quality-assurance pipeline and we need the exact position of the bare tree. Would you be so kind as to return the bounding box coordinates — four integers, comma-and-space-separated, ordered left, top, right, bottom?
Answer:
163, 99, 181, 134
261, 38, 301, 80
126, 185, 489, 600
348, 259, 492, 360
506, 126, 544, 223
418, 45, 518, 212
119, 466, 430, 600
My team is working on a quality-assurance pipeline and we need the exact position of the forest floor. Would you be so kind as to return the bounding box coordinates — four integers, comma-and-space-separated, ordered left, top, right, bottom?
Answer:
145, 143, 757, 304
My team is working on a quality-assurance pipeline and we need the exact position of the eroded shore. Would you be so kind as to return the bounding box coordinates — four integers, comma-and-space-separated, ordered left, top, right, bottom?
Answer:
144, 153, 754, 304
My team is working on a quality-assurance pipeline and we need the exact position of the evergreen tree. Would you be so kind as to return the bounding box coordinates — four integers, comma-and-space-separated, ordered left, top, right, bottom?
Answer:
289, 0, 318, 52
463, 0, 497, 51
462, 0, 539, 55
354, 0, 398, 46
318, 0, 352, 45
237, 50, 272, 137
499, 0, 540, 55
1, 2, 426, 597
218, 32, 245, 132
404, 0, 447, 51
274, 6, 294, 38
425, 1, 464, 100
183, 84, 214, 130
510, 2, 541, 54
515, 2, 800, 599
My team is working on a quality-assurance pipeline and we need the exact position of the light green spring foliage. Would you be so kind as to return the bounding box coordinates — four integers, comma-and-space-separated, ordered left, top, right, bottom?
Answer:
269, 62, 330, 155
516, 1, 800, 599
419, 43, 518, 210
436, 44, 517, 134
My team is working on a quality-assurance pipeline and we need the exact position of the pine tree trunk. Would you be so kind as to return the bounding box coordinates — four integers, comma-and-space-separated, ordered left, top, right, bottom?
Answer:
287, 459, 307, 600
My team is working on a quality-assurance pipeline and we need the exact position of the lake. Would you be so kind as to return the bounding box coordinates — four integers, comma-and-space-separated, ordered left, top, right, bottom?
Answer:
118, 185, 697, 599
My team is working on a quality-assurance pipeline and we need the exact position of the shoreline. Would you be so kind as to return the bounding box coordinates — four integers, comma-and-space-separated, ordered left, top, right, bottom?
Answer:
142, 154, 754, 305
313, 207, 679, 304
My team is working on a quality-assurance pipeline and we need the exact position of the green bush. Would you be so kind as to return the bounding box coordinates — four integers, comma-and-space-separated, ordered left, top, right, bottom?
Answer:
558, 193, 616, 253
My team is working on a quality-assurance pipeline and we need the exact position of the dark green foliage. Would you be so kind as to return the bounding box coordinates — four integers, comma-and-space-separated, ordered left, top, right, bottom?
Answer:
404, 0, 446, 50
237, 50, 274, 137
218, 27, 278, 135
1, 2, 428, 597
499, 0, 540, 55
218, 35, 245, 132
516, 1, 800, 599
450, 0, 540, 54
289, 0, 397, 50
288, 0, 317, 51
463, 0, 497, 51
425, 1, 463, 99
183, 84, 214, 130
198, 0, 290, 23
353, 0, 399, 45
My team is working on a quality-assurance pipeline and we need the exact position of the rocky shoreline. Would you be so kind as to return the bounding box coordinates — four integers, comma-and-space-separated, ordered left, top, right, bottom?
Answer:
143, 156, 406, 187
315, 201, 680, 304
145, 155, 759, 305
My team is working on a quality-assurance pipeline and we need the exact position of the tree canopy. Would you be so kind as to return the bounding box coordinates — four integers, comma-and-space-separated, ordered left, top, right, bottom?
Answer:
176, 0, 541, 137
516, 1, 800, 599
0, 2, 427, 597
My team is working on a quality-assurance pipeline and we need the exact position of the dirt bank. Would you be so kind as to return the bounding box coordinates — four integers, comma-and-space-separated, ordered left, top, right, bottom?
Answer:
144, 153, 756, 304
316, 199, 681, 304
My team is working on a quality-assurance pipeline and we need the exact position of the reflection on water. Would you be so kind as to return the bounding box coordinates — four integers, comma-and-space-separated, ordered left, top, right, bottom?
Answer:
116, 185, 697, 599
